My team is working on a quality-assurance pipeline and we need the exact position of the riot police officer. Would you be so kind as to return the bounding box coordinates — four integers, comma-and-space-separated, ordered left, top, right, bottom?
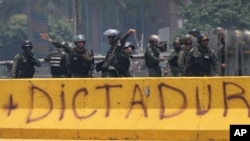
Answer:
178, 34, 193, 76
185, 34, 220, 76
40, 33, 92, 78
144, 34, 165, 77
96, 28, 136, 77
164, 37, 182, 76
116, 42, 135, 77
189, 28, 200, 49
12, 40, 41, 78
44, 41, 70, 78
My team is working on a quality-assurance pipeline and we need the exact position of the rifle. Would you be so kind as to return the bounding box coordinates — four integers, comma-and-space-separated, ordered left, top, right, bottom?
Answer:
101, 47, 116, 69
89, 49, 94, 77
101, 34, 121, 70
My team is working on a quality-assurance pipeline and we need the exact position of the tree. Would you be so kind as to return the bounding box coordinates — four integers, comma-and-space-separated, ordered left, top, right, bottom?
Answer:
0, 14, 28, 60
177, 0, 250, 31
48, 15, 73, 43
0, 0, 27, 22
0, 0, 73, 60
40, 0, 72, 19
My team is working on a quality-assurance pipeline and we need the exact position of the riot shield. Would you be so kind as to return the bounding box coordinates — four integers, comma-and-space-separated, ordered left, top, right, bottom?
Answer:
241, 30, 250, 75
207, 29, 219, 75
225, 30, 242, 76
207, 28, 219, 53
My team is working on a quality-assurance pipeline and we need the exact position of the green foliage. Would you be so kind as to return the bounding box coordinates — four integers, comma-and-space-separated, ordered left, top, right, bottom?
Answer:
40, 0, 71, 19
4, 14, 28, 40
48, 15, 73, 42
98, 0, 153, 27
0, 14, 73, 60
0, 14, 28, 60
177, 0, 250, 31
0, 0, 27, 21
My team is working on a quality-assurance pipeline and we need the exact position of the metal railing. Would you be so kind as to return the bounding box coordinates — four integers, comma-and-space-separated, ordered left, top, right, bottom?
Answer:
0, 54, 154, 78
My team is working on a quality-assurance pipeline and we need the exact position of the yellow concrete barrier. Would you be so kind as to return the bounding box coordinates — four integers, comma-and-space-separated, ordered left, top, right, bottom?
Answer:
1, 77, 250, 140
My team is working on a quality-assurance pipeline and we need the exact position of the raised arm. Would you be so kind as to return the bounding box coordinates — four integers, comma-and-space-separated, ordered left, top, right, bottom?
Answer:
120, 29, 136, 46
40, 33, 63, 48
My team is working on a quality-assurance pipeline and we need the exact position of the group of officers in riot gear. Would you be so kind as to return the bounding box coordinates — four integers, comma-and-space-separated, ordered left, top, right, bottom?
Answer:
11, 27, 225, 78
163, 28, 221, 77
11, 28, 137, 78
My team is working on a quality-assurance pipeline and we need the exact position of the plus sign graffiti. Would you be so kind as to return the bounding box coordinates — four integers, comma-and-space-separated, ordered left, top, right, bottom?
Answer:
3, 94, 18, 116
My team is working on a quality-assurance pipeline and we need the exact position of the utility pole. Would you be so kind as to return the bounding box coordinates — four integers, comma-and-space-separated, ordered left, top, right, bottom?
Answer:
73, 0, 79, 35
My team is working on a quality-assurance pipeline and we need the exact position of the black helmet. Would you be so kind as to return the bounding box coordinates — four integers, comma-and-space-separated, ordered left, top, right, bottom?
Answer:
198, 34, 209, 43
148, 34, 160, 46
22, 40, 33, 49
73, 34, 86, 43
103, 29, 121, 44
189, 29, 200, 38
123, 42, 135, 50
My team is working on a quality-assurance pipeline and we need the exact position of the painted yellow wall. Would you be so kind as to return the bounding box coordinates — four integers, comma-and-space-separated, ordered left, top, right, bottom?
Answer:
1, 77, 250, 140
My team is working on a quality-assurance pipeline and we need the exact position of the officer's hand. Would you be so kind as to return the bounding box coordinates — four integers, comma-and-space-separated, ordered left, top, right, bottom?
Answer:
40, 33, 52, 42
40, 33, 47, 40
127, 29, 136, 34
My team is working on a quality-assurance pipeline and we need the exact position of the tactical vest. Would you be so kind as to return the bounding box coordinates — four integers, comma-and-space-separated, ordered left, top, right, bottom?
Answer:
70, 52, 90, 75
49, 52, 68, 75
189, 48, 213, 75
16, 54, 35, 78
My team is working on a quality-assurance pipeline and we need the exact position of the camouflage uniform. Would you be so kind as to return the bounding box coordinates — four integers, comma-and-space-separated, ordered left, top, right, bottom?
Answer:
144, 35, 163, 77
178, 34, 193, 76
165, 37, 182, 76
